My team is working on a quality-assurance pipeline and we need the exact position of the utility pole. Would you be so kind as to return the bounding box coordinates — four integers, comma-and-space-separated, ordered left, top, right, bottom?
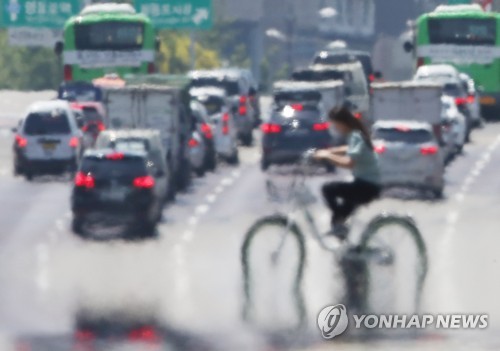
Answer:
285, 1, 296, 75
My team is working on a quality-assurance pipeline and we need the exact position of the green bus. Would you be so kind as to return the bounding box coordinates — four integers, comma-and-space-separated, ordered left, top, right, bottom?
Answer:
411, 4, 500, 114
57, 3, 157, 82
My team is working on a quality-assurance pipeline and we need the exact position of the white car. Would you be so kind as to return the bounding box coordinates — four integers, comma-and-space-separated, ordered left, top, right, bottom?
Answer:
414, 64, 461, 83
458, 72, 482, 127
441, 96, 467, 155
373, 121, 445, 198
190, 87, 239, 164
13, 100, 82, 180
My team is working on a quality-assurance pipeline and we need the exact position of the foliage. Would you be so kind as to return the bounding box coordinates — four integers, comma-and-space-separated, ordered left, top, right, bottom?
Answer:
0, 31, 60, 90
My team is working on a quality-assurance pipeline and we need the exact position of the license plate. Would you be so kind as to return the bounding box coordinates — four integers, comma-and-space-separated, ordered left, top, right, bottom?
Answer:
480, 96, 496, 105
99, 187, 128, 202
42, 143, 57, 151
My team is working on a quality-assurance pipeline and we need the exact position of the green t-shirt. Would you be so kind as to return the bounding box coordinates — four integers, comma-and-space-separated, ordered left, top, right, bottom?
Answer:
347, 131, 380, 185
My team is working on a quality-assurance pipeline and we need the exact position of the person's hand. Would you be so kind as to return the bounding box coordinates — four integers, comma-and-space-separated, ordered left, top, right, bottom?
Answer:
313, 149, 331, 160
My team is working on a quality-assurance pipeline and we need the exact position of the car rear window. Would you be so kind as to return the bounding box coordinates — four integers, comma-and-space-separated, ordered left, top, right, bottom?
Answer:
374, 128, 433, 144
443, 83, 463, 97
313, 53, 358, 65
198, 96, 224, 115
24, 112, 71, 135
81, 157, 147, 178
191, 78, 240, 96
292, 69, 345, 81
82, 107, 103, 122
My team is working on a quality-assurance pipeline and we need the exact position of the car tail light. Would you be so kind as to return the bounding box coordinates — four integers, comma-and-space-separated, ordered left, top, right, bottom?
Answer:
97, 121, 105, 131
416, 57, 425, 68
261, 123, 282, 134
369, 74, 375, 82
222, 125, 229, 135
147, 62, 156, 73
374, 144, 386, 154
201, 123, 213, 139
420, 145, 438, 155
133, 175, 155, 189
222, 113, 230, 122
106, 152, 124, 160
64, 65, 73, 81
290, 103, 304, 111
313, 122, 329, 131
15, 135, 27, 148
74, 172, 95, 189
128, 326, 159, 342
238, 105, 247, 116
466, 95, 475, 104
188, 138, 199, 148
69, 137, 79, 148
354, 112, 362, 119
455, 97, 467, 106
239, 95, 247, 104
74, 329, 95, 342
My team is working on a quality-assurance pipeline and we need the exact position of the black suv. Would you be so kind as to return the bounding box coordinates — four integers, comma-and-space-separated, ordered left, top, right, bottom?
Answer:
71, 149, 163, 238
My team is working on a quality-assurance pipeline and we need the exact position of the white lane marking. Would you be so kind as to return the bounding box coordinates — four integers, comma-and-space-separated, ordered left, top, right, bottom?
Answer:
206, 194, 217, 203
35, 244, 50, 292
221, 177, 234, 186
215, 185, 224, 194
438, 132, 500, 311
182, 230, 193, 242
55, 219, 65, 232
173, 244, 191, 300
195, 204, 210, 215
231, 169, 241, 178
188, 216, 198, 227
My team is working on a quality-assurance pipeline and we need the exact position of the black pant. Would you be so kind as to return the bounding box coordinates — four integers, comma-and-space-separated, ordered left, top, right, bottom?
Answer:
322, 179, 381, 224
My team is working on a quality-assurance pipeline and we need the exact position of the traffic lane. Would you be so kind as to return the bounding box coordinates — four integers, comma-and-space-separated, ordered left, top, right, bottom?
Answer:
156, 124, 500, 345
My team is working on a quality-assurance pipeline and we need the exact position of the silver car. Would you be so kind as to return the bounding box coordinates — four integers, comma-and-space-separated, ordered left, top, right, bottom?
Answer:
373, 121, 445, 198
441, 96, 467, 155
13, 100, 82, 180
190, 87, 239, 164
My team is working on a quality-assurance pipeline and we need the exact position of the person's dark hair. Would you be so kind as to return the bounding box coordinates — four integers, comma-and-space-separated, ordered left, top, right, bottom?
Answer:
329, 107, 373, 149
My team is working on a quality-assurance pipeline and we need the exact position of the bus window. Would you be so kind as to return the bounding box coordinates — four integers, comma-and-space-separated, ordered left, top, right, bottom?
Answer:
428, 18, 496, 46
75, 22, 145, 50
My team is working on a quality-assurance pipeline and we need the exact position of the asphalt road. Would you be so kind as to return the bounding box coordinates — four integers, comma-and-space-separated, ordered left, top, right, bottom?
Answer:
0, 93, 499, 350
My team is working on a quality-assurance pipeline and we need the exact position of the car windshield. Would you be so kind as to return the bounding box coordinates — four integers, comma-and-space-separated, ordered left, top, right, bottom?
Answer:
59, 86, 100, 102
23, 112, 71, 135
81, 156, 147, 178
429, 18, 496, 46
191, 78, 240, 96
374, 128, 433, 143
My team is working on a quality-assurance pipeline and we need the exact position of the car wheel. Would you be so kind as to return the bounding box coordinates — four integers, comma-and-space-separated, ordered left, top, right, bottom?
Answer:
206, 149, 217, 172
432, 188, 443, 199
24, 172, 34, 181
176, 158, 192, 192
227, 150, 239, 165
13, 164, 22, 176
241, 132, 253, 147
72, 217, 85, 236
261, 158, 270, 171
195, 166, 205, 177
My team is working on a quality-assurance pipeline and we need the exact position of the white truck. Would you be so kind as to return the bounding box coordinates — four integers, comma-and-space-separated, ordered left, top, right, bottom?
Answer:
101, 84, 192, 196
371, 81, 442, 125
272, 80, 345, 113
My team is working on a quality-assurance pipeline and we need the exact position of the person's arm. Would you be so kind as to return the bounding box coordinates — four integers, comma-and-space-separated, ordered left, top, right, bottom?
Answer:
314, 150, 355, 169
328, 145, 348, 155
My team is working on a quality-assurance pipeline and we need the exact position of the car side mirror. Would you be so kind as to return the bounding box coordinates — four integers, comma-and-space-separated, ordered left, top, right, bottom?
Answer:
403, 41, 414, 53
11, 126, 17, 133
54, 41, 64, 56
373, 71, 382, 79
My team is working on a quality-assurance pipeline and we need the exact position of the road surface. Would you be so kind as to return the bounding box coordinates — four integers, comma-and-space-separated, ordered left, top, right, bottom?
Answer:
0, 92, 498, 350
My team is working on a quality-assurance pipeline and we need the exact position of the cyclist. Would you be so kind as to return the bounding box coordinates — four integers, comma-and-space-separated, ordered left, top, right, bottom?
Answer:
314, 107, 381, 239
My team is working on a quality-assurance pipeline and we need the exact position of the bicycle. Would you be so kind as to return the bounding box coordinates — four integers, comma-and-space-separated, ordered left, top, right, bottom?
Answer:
241, 150, 428, 326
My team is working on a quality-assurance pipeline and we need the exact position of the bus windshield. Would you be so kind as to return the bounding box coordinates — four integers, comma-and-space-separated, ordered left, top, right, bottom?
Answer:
75, 22, 145, 50
428, 18, 496, 46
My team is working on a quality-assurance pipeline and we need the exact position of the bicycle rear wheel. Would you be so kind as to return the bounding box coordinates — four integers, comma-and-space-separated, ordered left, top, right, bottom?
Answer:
241, 215, 307, 330
355, 214, 428, 314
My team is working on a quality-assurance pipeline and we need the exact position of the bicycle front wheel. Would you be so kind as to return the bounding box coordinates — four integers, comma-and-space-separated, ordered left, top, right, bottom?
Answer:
241, 215, 307, 330
354, 214, 428, 314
